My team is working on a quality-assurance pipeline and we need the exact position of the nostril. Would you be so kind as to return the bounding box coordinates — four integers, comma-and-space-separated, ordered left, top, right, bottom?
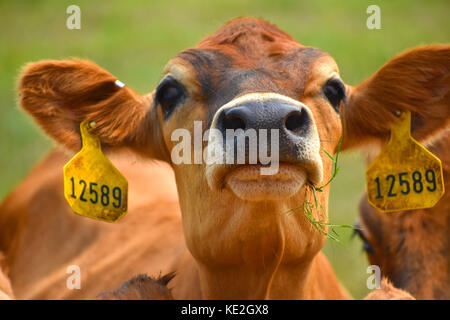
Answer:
223, 114, 246, 131
285, 110, 308, 132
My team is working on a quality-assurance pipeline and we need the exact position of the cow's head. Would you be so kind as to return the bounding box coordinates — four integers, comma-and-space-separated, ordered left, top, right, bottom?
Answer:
18, 18, 449, 298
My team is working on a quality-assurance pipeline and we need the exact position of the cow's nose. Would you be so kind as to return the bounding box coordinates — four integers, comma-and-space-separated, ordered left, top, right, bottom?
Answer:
221, 100, 310, 135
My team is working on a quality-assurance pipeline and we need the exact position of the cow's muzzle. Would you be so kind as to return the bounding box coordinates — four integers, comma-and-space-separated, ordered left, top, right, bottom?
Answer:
206, 92, 323, 201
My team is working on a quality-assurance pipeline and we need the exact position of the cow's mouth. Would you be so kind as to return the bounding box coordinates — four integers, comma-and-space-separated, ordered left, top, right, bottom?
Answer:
223, 163, 308, 201
206, 155, 323, 201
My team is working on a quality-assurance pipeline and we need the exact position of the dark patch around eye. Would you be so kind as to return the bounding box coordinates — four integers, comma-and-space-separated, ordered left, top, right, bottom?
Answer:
323, 78, 346, 113
155, 75, 186, 119
352, 227, 375, 255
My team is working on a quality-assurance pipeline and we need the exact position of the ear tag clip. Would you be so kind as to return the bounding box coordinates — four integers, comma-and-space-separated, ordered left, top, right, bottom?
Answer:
63, 121, 128, 222
366, 111, 444, 212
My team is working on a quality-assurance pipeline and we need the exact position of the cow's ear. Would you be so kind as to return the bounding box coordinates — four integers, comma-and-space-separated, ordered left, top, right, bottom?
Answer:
19, 59, 165, 159
342, 45, 450, 150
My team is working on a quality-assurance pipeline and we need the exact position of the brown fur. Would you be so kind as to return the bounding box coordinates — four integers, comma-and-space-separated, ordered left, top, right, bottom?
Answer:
19, 60, 166, 160
0, 148, 192, 299
97, 273, 175, 300
2, 17, 447, 299
365, 279, 415, 300
342, 45, 450, 150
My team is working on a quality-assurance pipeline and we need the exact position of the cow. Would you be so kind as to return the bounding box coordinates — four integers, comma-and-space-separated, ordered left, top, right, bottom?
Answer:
356, 131, 450, 300
1, 17, 448, 299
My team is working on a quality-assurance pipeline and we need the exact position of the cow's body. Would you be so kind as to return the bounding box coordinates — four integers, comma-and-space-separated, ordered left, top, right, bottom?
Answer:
0, 149, 196, 299
0, 147, 346, 299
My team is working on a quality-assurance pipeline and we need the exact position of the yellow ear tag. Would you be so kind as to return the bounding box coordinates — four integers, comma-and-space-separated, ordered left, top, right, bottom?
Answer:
63, 121, 128, 222
366, 111, 444, 212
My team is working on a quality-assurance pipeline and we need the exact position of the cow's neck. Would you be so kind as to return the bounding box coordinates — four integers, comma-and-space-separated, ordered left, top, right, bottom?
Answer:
197, 255, 324, 299
185, 198, 333, 299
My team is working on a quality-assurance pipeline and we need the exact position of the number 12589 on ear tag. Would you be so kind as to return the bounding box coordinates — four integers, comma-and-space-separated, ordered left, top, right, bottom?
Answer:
63, 121, 128, 222
366, 111, 444, 212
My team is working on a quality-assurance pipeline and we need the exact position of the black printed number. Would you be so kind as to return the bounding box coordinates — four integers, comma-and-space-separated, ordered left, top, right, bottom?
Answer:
70, 177, 76, 199
69, 177, 122, 208
101, 185, 110, 206
386, 175, 397, 197
112, 187, 122, 208
412, 171, 423, 193
425, 170, 437, 192
79, 180, 87, 202
398, 172, 410, 195
374, 177, 383, 199
373, 169, 437, 198
90, 183, 98, 204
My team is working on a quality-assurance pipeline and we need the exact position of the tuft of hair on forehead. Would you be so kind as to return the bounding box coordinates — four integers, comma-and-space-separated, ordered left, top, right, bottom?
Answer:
173, 18, 330, 112
197, 17, 301, 58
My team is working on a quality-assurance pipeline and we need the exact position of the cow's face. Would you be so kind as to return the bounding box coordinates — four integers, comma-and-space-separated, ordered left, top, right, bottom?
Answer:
150, 20, 345, 265
160, 45, 342, 200
18, 18, 449, 274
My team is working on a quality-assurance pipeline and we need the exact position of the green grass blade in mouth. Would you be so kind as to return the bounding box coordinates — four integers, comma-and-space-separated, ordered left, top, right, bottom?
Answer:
285, 136, 356, 242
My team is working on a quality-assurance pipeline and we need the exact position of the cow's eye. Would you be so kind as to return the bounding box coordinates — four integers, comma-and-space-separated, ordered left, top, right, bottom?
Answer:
323, 78, 346, 112
156, 75, 186, 118
352, 228, 375, 255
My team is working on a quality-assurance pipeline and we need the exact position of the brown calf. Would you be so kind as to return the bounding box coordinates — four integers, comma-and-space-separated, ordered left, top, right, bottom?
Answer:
2, 17, 448, 299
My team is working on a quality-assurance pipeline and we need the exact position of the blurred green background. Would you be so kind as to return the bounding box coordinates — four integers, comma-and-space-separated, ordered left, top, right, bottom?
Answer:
0, 0, 448, 299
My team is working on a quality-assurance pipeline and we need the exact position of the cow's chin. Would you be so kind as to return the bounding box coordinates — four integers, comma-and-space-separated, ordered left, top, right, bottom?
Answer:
224, 164, 307, 201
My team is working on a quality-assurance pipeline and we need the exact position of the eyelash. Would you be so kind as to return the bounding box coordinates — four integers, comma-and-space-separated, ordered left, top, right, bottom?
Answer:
155, 76, 186, 119
322, 78, 346, 112
353, 228, 375, 254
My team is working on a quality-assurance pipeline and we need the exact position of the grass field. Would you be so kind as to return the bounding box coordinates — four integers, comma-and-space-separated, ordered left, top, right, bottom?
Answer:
0, 0, 448, 299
